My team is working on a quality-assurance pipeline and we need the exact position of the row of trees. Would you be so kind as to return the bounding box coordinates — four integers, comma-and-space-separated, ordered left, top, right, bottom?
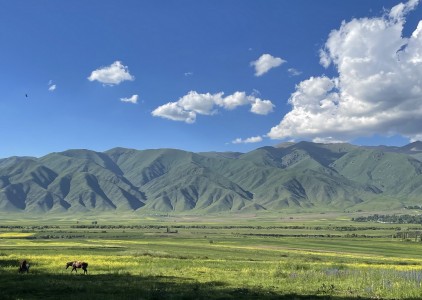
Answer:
405, 205, 422, 210
353, 214, 422, 224
70, 224, 394, 231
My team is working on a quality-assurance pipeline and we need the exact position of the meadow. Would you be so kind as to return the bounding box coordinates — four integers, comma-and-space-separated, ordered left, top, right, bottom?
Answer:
1, 212, 422, 299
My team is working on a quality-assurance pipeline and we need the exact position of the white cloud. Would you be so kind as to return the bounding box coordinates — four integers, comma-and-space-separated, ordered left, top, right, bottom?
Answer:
250, 98, 275, 115
232, 136, 263, 144
184, 72, 193, 76
88, 61, 134, 86
152, 91, 274, 123
120, 94, 138, 104
151, 102, 196, 123
219, 91, 250, 110
251, 54, 286, 76
47, 80, 56, 91
268, 0, 422, 142
313, 137, 346, 144
389, 0, 419, 20
288, 68, 302, 76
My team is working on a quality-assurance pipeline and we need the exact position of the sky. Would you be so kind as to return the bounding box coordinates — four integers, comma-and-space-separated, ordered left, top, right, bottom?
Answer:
1, 0, 422, 158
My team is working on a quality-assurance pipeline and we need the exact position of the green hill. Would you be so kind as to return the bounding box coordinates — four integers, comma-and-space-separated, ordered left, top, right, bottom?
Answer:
0, 142, 421, 214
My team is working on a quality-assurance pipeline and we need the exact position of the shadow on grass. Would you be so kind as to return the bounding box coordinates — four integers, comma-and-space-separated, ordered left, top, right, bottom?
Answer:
0, 259, 20, 268
1, 272, 419, 300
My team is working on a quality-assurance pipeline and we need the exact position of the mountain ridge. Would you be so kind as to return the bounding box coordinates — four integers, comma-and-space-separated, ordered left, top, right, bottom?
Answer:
0, 142, 421, 214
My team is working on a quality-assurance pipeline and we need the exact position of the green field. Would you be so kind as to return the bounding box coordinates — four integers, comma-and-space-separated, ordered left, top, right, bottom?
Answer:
1, 213, 422, 299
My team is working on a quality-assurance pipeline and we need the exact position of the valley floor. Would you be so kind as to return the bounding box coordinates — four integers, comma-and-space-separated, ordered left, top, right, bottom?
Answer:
1, 213, 422, 299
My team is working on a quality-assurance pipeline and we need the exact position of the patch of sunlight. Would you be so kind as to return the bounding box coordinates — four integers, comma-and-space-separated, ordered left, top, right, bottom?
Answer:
0, 232, 35, 238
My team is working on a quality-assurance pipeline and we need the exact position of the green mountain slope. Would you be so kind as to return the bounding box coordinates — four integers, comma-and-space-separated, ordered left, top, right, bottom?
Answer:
0, 141, 421, 214
332, 149, 422, 196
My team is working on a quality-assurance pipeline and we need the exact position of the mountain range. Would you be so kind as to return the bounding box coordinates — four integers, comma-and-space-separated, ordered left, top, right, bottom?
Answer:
1, 141, 422, 214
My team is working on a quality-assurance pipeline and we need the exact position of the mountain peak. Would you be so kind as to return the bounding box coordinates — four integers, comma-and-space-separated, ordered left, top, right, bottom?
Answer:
402, 141, 422, 152
275, 142, 296, 148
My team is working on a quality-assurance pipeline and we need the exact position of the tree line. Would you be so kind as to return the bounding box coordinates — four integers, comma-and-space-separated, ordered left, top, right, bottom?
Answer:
71, 224, 392, 231
352, 214, 422, 224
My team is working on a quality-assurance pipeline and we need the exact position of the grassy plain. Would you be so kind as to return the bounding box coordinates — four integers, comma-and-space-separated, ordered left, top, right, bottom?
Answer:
1, 212, 422, 299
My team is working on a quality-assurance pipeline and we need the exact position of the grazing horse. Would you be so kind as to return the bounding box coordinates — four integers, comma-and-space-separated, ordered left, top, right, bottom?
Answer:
18, 260, 30, 273
66, 261, 88, 274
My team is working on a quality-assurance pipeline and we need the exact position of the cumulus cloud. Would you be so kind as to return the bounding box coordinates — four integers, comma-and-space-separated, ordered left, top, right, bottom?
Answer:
250, 99, 275, 115
152, 91, 275, 123
232, 136, 263, 144
219, 91, 250, 110
120, 94, 138, 104
251, 54, 286, 76
152, 102, 196, 123
88, 61, 134, 85
268, 0, 422, 143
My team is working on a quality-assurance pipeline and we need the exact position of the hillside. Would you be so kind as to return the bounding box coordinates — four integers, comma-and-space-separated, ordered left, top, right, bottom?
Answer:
0, 142, 421, 214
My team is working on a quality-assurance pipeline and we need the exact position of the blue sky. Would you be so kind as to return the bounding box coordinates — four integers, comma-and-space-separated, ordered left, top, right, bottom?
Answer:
1, 0, 421, 158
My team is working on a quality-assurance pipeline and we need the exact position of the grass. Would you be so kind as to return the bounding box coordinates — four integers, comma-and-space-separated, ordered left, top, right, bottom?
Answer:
1, 214, 422, 299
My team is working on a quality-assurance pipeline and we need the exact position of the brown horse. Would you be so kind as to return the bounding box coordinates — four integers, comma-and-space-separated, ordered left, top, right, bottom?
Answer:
18, 260, 30, 273
66, 261, 88, 274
